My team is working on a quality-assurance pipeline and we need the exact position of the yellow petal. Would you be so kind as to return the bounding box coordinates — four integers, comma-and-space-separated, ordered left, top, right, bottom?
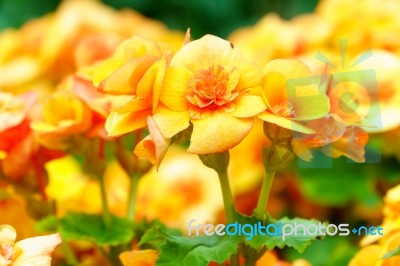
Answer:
189, 112, 253, 154
261, 71, 287, 109
257, 112, 315, 134
159, 65, 193, 112
231, 94, 267, 118
152, 105, 190, 138
97, 56, 159, 95
13, 233, 61, 266
348, 245, 382, 266
105, 110, 151, 136
291, 139, 313, 162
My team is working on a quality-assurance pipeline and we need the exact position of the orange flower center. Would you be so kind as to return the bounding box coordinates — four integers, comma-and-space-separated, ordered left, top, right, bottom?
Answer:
186, 65, 239, 119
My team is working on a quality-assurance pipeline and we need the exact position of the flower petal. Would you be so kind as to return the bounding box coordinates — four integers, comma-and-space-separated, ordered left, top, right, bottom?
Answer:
13, 233, 61, 266
119, 249, 158, 266
96, 56, 159, 95
159, 65, 193, 112
134, 116, 171, 167
152, 105, 190, 138
257, 112, 315, 134
105, 109, 151, 136
231, 94, 267, 118
0, 224, 16, 245
188, 112, 253, 154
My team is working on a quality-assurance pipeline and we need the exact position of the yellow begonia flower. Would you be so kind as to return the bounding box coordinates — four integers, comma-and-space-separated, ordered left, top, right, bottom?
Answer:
258, 59, 330, 134
120, 249, 158, 266
156, 34, 266, 154
30, 91, 92, 150
0, 224, 61, 266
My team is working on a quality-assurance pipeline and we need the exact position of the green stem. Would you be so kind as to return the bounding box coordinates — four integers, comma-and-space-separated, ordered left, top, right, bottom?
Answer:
218, 170, 235, 224
217, 170, 239, 266
126, 174, 139, 221
61, 241, 78, 265
254, 170, 276, 221
99, 175, 111, 226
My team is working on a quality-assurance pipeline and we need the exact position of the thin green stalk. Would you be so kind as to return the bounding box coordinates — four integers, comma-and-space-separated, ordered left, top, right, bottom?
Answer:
99, 175, 112, 226
217, 170, 239, 266
254, 170, 276, 221
218, 170, 235, 224
126, 174, 139, 221
61, 241, 78, 265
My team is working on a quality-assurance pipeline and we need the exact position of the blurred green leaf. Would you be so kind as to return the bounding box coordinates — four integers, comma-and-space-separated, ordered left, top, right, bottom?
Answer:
58, 212, 134, 246
156, 234, 240, 266
35, 215, 58, 233
0, 0, 60, 29
285, 236, 358, 266
295, 155, 381, 207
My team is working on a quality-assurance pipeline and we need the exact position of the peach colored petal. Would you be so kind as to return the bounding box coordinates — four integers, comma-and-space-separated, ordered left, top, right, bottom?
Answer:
257, 112, 314, 134
188, 111, 253, 154
119, 249, 158, 266
171, 35, 261, 90
13, 233, 61, 266
134, 117, 171, 167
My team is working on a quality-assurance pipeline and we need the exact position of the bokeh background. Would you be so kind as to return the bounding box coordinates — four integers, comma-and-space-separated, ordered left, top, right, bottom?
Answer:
0, 0, 317, 37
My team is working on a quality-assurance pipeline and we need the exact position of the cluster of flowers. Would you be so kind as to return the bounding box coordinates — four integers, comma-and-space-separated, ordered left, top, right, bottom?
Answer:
0, 0, 399, 265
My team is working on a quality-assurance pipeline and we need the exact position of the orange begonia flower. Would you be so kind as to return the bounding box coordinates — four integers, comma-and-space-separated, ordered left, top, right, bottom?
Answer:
258, 59, 330, 134
156, 35, 266, 154
291, 117, 368, 162
30, 90, 92, 150
0, 224, 61, 266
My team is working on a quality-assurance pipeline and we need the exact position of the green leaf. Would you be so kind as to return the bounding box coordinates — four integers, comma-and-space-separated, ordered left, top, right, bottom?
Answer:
58, 213, 134, 246
35, 215, 59, 233
382, 246, 400, 259
156, 234, 240, 266
246, 217, 325, 253
285, 235, 358, 266
139, 223, 239, 266
295, 155, 381, 206
138, 221, 181, 250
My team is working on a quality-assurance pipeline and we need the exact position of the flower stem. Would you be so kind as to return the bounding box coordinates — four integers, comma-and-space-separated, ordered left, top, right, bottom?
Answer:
218, 170, 235, 223
254, 170, 275, 221
99, 174, 111, 226
217, 170, 239, 266
126, 174, 139, 221
61, 241, 78, 265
